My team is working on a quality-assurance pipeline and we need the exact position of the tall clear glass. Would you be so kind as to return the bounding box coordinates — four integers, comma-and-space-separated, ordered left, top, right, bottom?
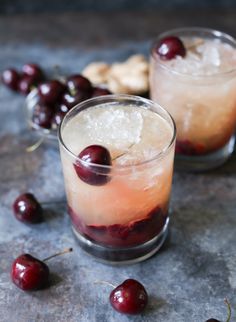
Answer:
150, 28, 236, 171
58, 95, 176, 264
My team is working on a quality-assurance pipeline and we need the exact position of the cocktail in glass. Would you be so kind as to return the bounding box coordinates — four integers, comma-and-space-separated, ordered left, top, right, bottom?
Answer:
150, 28, 236, 171
59, 95, 176, 264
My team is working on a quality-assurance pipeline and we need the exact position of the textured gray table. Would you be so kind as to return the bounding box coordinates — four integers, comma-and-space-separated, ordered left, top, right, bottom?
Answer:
1, 11, 236, 322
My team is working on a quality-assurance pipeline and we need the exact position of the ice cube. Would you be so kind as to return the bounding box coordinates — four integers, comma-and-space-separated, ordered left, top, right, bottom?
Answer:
84, 104, 143, 152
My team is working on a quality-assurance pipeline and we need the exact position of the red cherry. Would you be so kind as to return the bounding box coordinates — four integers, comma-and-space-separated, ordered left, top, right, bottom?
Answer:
51, 110, 67, 129
67, 74, 92, 95
110, 279, 148, 315
57, 102, 70, 113
22, 63, 44, 82
11, 248, 72, 291
74, 145, 111, 186
32, 103, 54, 129
11, 254, 49, 291
38, 80, 66, 105
18, 75, 37, 95
155, 36, 186, 60
13, 193, 43, 224
91, 87, 111, 97
1, 68, 20, 91
62, 91, 90, 109
205, 319, 220, 322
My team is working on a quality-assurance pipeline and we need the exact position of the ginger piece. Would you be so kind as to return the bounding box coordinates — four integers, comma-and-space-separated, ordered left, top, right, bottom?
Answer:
107, 54, 149, 94
82, 62, 110, 85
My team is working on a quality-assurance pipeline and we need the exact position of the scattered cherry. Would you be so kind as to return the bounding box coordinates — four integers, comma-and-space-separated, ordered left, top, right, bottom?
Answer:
13, 193, 43, 224
32, 103, 55, 129
22, 63, 44, 82
67, 74, 92, 96
1, 68, 20, 91
109, 279, 148, 315
91, 87, 111, 97
18, 75, 37, 95
11, 248, 73, 291
38, 80, 66, 105
11, 254, 49, 291
74, 145, 111, 186
155, 36, 186, 60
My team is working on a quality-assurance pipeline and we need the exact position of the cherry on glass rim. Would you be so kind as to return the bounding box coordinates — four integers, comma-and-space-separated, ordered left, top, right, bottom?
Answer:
155, 36, 186, 60
109, 279, 148, 315
74, 145, 112, 186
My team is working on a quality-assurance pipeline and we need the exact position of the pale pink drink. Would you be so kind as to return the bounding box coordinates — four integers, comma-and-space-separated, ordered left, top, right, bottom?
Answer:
59, 95, 176, 263
150, 28, 236, 171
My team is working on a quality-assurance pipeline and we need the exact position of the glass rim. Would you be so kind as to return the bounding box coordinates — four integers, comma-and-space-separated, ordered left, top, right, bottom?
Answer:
58, 94, 176, 171
151, 26, 236, 78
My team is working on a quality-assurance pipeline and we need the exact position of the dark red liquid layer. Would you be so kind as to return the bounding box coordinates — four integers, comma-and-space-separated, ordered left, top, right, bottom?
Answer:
175, 135, 234, 156
68, 206, 168, 247
175, 140, 206, 156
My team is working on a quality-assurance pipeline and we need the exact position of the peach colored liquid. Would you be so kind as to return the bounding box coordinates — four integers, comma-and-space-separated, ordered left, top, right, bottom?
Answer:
60, 103, 174, 246
150, 38, 236, 155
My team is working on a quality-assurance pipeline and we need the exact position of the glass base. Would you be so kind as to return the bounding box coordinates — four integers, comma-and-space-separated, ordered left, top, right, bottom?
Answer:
72, 217, 169, 265
175, 136, 235, 172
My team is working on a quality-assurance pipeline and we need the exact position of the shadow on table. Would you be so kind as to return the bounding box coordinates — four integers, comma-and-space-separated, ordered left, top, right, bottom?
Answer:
43, 203, 67, 223
202, 149, 236, 177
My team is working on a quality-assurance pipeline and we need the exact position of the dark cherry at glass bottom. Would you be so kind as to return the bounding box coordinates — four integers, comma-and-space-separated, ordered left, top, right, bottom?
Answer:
69, 206, 169, 264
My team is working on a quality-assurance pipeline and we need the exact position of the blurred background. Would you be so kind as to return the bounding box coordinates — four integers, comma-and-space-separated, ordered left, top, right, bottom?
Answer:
1, 0, 236, 13
1, 0, 236, 71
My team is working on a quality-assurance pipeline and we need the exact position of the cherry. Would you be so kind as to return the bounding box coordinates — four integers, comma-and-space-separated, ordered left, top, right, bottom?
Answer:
38, 80, 66, 105
32, 103, 54, 129
51, 110, 67, 129
57, 102, 70, 113
91, 87, 111, 97
62, 91, 90, 109
67, 74, 92, 96
110, 279, 148, 315
155, 36, 186, 60
1, 68, 20, 91
13, 193, 43, 224
22, 63, 44, 82
74, 145, 111, 186
18, 75, 37, 95
11, 254, 49, 291
206, 320, 220, 322
11, 248, 73, 291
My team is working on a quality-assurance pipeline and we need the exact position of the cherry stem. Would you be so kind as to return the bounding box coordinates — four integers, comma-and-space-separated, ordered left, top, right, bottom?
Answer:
224, 298, 231, 322
187, 39, 204, 50
26, 136, 45, 152
43, 248, 73, 262
94, 280, 116, 289
112, 143, 136, 161
69, 87, 77, 97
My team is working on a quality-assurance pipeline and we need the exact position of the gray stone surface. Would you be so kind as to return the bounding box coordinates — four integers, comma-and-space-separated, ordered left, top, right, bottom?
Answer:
0, 11, 236, 322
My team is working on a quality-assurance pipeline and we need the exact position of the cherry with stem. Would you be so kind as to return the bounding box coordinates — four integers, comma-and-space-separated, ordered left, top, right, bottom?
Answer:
11, 248, 73, 291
